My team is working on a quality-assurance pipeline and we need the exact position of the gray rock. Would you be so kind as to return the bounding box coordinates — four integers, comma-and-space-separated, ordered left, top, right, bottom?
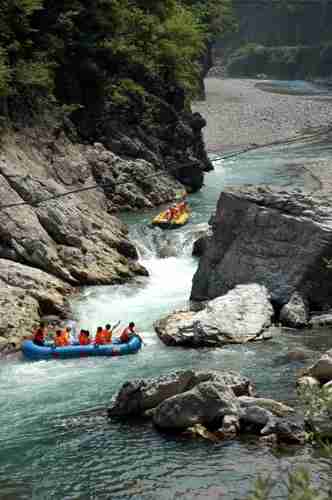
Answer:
191, 186, 332, 311
155, 284, 273, 347
274, 349, 309, 366
238, 396, 295, 417
108, 369, 253, 417
322, 380, 332, 393
241, 405, 277, 435
192, 236, 209, 257
297, 376, 320, 389
280, 292, 309, 328
217, 413, 240, 437
306, 352, 332, 383
309, 313, 332, 328
108, 370, 194, 417
158, 244, 178, 259
274, 419, 305, 444
153, 381, 240, 430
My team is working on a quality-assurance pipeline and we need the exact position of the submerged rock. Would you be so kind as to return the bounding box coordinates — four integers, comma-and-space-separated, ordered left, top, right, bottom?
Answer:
191, 186, 332, 313
154, 284, 273, 347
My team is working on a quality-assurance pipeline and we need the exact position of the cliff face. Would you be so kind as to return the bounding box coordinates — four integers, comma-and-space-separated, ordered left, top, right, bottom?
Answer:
191, 186, 332, 311
57, 71, 212, 193
0, 127, 186, 349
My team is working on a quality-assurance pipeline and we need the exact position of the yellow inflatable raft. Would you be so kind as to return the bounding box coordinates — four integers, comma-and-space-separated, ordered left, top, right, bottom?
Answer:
152, 209, 190, 229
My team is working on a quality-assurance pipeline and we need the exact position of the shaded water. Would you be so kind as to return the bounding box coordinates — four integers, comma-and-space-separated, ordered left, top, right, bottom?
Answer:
1, 142, 332, 499
256, 80, 332, 96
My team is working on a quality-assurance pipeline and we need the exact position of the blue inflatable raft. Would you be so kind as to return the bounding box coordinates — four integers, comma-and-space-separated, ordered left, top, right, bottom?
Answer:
22, 336, 142, 361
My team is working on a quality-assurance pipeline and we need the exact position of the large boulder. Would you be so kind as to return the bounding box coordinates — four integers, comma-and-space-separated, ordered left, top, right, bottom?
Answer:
153, 381, 240, 430
154, 284, 274, 347
191, 186, 332, 311
279, 291, 309, 328
108, 369, 253, 417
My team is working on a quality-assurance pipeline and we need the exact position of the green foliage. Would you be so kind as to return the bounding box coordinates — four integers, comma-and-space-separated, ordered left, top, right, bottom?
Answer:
109, 78, 146, 106
0, 0, 234, 122
14, 60, 54, 91
0, 48, 11, 97
182, 0, 237, 41
247, 475, 273, 500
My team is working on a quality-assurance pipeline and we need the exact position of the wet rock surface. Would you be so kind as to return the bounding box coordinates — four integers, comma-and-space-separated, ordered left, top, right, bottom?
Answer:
153, 381, 240, 430
191, 186, 332, 314
0, 129, 187, 345
154, 284, 274, 347
108, 369, 254, 418
108, 369, 305, 444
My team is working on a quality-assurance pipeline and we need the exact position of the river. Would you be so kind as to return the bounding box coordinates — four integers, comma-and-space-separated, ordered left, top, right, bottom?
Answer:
1, 124, 332, 498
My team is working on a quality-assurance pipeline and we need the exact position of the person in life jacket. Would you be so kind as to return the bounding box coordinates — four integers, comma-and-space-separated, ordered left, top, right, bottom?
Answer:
165, 204, 178, 222
178, 198, 188, 214
33, 327, 45, 346
120, 322, 136, 343
79, 330, 91, 345
103, 324, 112, 344
54, 329, 69, 347
62, 326, 71, 344
94, 326, 105, 345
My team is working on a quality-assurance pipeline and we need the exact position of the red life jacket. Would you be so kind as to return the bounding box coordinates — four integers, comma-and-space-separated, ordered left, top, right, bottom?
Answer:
120, 326, 134, 343
34, 330, 44, 343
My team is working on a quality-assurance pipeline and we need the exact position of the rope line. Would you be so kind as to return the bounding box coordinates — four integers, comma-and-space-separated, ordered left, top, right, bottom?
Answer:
0, 170, 173, 212
209, 125, 332, 162
0, 125, 331, 212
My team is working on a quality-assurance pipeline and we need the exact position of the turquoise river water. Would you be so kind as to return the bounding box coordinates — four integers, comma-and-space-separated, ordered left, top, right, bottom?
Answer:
1, 141, 332, 499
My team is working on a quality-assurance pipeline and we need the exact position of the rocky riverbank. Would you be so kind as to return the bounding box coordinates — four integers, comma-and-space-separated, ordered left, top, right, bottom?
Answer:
193, 77, 332, 151
0, 126, 195, 351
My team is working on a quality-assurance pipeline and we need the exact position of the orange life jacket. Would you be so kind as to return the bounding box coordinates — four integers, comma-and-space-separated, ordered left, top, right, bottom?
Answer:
95, 330, 105, 345
79, 333, 90, 345
103, 328, 112, 343
62, 330, 70, 343
55, 334, 68, 347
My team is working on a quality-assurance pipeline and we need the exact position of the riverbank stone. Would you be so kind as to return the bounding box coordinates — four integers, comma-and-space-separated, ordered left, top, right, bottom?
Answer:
154, 284, 273, 347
